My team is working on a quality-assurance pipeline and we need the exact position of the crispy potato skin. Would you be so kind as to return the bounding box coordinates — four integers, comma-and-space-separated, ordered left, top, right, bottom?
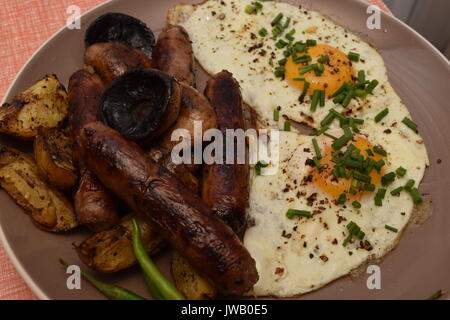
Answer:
171, 251, 217, 300
76, 212, 164, 273
68, 68, 119, 231
0, 75, 68, 139
34, 128, 78, 191
152, 25, 196, 87
0, 146, 78, 232
202, 71, 249, 236
85, 42, 151, 87
76, 122, 258, 296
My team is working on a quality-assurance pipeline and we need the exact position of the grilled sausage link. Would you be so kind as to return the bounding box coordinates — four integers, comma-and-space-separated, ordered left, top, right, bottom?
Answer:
152, 25, 195, 87
68, 69, 119, 231
202, 71, 249, 237
76, 121, 258, 295
85, 42, 151, 87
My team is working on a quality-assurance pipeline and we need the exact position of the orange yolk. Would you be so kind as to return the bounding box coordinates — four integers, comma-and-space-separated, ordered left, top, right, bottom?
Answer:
285, 44, 353, 96
313, 137, 384, 200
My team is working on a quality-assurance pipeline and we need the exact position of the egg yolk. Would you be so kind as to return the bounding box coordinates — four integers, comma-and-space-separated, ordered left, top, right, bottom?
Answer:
313, 137, 384, 200
285, 44, 353, 96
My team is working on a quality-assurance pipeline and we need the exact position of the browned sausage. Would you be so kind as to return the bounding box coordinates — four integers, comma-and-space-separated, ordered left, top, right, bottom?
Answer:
76, 121, 258, 296
202, 71, 249, 237
68, 69, 119, 231
152, 25, 195, 87
160, 83, 217, 151
84, 42, 151, 87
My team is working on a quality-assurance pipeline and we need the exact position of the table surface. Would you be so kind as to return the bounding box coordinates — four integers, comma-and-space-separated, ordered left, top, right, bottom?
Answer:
0, 0, 389, 300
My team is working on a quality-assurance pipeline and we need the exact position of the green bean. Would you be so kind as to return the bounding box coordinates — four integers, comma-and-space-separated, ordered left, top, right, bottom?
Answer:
59, 259, 146, 300
131, 218, 185, 300
143, 273, 164, 300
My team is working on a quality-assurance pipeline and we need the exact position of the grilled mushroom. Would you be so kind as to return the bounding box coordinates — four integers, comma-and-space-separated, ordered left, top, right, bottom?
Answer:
100, 69, 181, 145
85, 12, 155, 59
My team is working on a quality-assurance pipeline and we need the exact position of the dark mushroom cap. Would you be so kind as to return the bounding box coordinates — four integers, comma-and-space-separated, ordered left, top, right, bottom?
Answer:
100, 69, 180, 143
85, 13, 155, 59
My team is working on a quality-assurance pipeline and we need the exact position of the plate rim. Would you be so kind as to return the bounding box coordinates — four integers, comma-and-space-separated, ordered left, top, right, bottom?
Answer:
0, 0, 448, 300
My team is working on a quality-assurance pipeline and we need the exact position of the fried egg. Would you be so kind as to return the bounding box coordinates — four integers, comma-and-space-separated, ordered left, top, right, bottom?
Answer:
181, 0, 429, 297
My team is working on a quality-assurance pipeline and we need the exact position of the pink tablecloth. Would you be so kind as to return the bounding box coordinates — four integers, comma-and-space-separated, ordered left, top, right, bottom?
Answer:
0, 0, 390, 300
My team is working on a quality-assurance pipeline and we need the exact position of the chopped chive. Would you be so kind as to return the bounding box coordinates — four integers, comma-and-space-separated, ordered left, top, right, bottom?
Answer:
390, 186, 403, 196
324, 132, 338, 140
354, 88, 366, 98
286, 209, 312, 219
341, 90, 355, 107
332, 135, 351, 151
353, 172, 372, 183
254, 2, 263, 10
320, 111, 336, 127
299, 64, 315, 74
259, 27, 268, 37
404, 179, 415, 191
409, 187, 423, 204
313, 63, 325, 76
294, 41, 307, 53
381, 172, 396, 186
271, 13, 283, 26
385, 225, 398, 233
318, 55, 329, 63
330, 109, 347, 121
310, 90, 321, 112
312, 156, 322, 170
365, 183, 375, 192
278, 58, 287, 66
269, 58, 274, 67
313, 126, 329, 136
312, 138, 322, 159
293, 77, 305, 81
373, 145, 387, 157
343, 126, 353, 139
274, 66, 285, 78
275, 39, 288, 48
366, 149, 374, 157
337, 193, 347, 204
352, 201, 361, 209
306, 39, 316, 46
348, 51, 360, 62
284, 120, 291, 131
332, 82, 351, 97
244, 5, 256, 14
319, 90, 325, 107
274, 108, 280, 121
375, 108, 389, 123
298, 81, 310, 103
357, 70, 365, 84
342, 234, 353, 246
396, 167, 407, 177
294, 54, 312, 63
402, 117, 418, 132
254, 160, 269, 175
374, 188, 386, 206
365, 80, 379, 94
333, 93, 346, 104
283, 17, 291, 29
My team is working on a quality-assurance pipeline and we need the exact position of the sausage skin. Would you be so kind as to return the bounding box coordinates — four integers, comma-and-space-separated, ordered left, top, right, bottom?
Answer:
152, 25, 196, 87
202, 71, 249, 237
68, 69, 119, 231
85, 42, 151, 87
76, 121, 258, 295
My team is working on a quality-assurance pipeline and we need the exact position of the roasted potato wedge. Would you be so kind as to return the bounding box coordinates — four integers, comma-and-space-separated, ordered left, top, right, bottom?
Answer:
76, 212, 164, 273
0, 146, 78, 232
171, 251, 217, 300
0, 75, 68, 139
34, 128, 78, 191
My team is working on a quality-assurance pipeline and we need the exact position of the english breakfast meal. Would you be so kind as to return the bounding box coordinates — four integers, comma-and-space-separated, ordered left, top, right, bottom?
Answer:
0, 0, 429, 299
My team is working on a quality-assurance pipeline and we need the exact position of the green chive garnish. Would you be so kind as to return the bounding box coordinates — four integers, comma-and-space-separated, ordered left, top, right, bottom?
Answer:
313, 156, 322, 170
318, 55, 329, 63
352, 201, 361, 209
274, 108, 280, 121
390, 186, 403, 196
353, 172, 371, 183
278, 58, 287, 66
332, 135, 351, 151
294, 54, 311, 63
320, 111, 336, 127
312, 138, 321, 159
396, 167, 407, 177
275, 39, 288, 48
313, 126, 329, 136
319, 90, 325, 107
259, 28, 268, 37
284, 120, 291, 131
337, 193, 347, 204
245, 5, 256, 14
365, 80, 379, 94
254, 160, 269, 175
271, 13, 283, 26
306, 39, 316, 46
365, 183, 375, 192
404, 179, 415, 191
402, 117, 418, 132
324, 132, 338, 140
385, 225, 398, 233
348, 51, 360, 62
409, 187, 423, 204
375, 108, 389, 123
286, 209, 312, 219
310, 90, 321, 112
341, 90, 355, 107
373, 145, 387, 157
381, 172, 396, 186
